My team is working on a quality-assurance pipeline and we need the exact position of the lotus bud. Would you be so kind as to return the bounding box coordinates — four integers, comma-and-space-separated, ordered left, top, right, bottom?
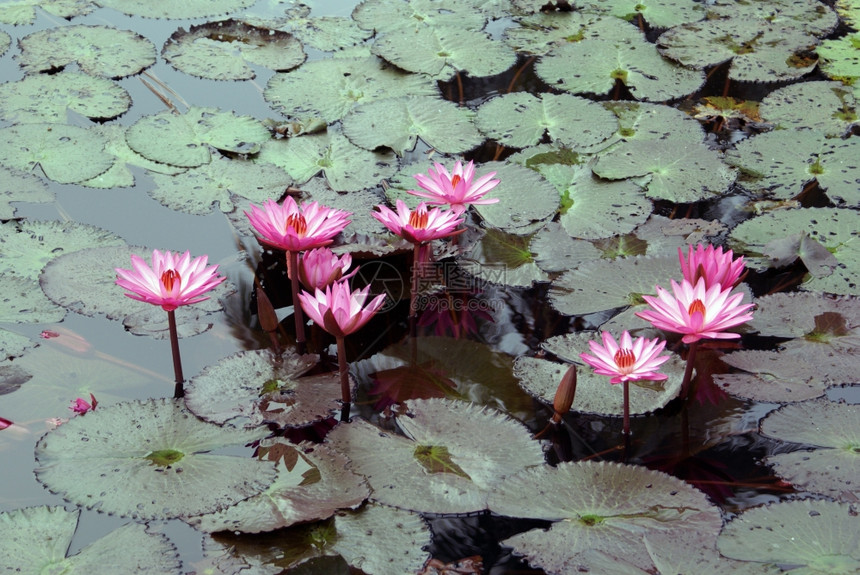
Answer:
0, 417, 12, 430
552, 364, 577, 423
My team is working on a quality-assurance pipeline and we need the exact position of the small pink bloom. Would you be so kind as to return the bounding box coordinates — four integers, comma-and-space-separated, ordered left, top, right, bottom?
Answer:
40, 330, 60, 339
116, 250, 226, 312
580, 331, 670, 385
0, 417, 13, 430
679, 244, 745, 290
245, 197, 352, 252
636, 278, 755, 344
409, 160, 500, 213
372, 200, 465, 244
299, 247, 357, 291
297, 279, 386, 338
69, 393, 97, 415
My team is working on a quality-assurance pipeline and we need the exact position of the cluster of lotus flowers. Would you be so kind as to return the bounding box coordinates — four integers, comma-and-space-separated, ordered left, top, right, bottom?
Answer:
110, 155, 754, 424
113, 160, 500, 405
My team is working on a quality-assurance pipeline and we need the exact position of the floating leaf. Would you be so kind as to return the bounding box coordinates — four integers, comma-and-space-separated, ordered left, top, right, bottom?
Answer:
353, 0, 489, 34
460, 228, 549, 288
34, 398, 275, 520
148, 155, 293, 215
549, 255, 680, 317
591, 139, 736, 203
713, 349, 830, 403
0, 275, 65, 324
264, 56, 438, 124
371, 25, 517, 80
0, 0, 94, 25
163, 20, 305, 80
17, 24, 156, 78
718, 499, 860, 572
488, 461, 722, 573
579, 0, 706, 29
0, 166, 53, 219
602, 100, 707, 148
0, 123, 114, 184
0, 71, 130, 124
817, 32, 860, 101
536, 34, 705, 101
189, 439, 368, 533
529, 221, 603, 273
183, 349, 335, 429
472, 161, 559, 234
126, 106, 271, 168
515, 332, 684, 416
94, 0, 256, 19
280, 15, 373, 52
342, 95, 484, 156
748, 292, 860, 339
760, 399, 860, 500
644, 530, 781, 575
504, 12, 641, 57
257, 129, 397, 191
759, 80, 858, 137
326, 398, 544, 514
0, 506, 180, 574
475, 92, 617, 150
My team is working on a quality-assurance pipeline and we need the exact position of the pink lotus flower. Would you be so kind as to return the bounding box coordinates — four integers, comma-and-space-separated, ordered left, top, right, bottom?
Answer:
0, 417, 12, 430
245, 197, 351, 252
297, 279, 386, 338
636, 278, 754, 344
409, 160, 500, 213
69, 394, 97, 415
116, 249, 226, 312
298, 247, 357, 291
679, 244, 745, 290
372, 199, 465, 244
580, 331, 670, 384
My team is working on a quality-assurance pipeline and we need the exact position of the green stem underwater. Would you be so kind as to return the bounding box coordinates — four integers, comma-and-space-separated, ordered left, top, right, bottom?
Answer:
167, 309, 184, 398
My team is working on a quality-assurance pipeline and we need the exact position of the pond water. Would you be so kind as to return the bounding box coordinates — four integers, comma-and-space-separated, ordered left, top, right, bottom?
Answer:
1, 0, 859, 574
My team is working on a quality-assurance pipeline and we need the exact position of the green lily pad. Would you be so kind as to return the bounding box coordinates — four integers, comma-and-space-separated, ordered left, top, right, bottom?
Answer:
536, 34, 705, 101
79, 124, 187, 190
17, 24, 156, 78
0, 166, 53, 219
759, 80, 858, 137
183, 349, 335, 429
471, 161, 559, 233
0, 123, 114, 184
713, 349, 830, 403
504, 12, 641, 57
0, 275, 65, 324
644, 530, 781, 575
163, 20, 305, 80
342, 95, 484, 156
748, 292, 860, 339
601, 100, 708, 148
549, 254, 680, 317
0, 506, 181, 574
0, 0, 94, 25
488, 461, 723, 573
326, 398, 544, 514
817, 32, 860, 101
728, 207, 860, 295
257, 129, 397, 191
708, 0, 839, 37
371, 25, 517, 81
657, 8, 832, 83
475, 92, 617, 150
0, 71, 130, 124
529, 221, 603, 273
0, 219, 125, 282
353, 0, 489, 34
579, 0, 706, 29
40, 245, 231, 339
264, 55, 438, 124
760, 398, 860, 500
0, 327, 35, 362
277, 14, 373, 52
34, 398, 276, 520
717, 499, 860, 572
94, 0, 256, 19
515, 332, 684, 416
460, 228, 549, 288
126, 106, 271, 168
591, 139, 736, 203
148, 155, 293, 215
190, 438, 368, 533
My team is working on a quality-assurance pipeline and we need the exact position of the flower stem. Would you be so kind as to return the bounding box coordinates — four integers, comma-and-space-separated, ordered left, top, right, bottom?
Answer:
336, 336, 351, 417
680, 340, 699, 400
167, 310, 184, 398
622, 380, 630, 437
289, 250, 306, 354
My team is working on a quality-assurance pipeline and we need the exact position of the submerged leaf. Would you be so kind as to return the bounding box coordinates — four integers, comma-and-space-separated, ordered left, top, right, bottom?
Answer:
94, 0, 256, 19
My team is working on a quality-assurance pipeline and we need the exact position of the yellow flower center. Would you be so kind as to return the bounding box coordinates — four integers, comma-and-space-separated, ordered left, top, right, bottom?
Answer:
450, 174, 462, 188
286, 213, 307, 237
408, 209, 429, 229
161, 269, 180, 292
614, 348, 635, 373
